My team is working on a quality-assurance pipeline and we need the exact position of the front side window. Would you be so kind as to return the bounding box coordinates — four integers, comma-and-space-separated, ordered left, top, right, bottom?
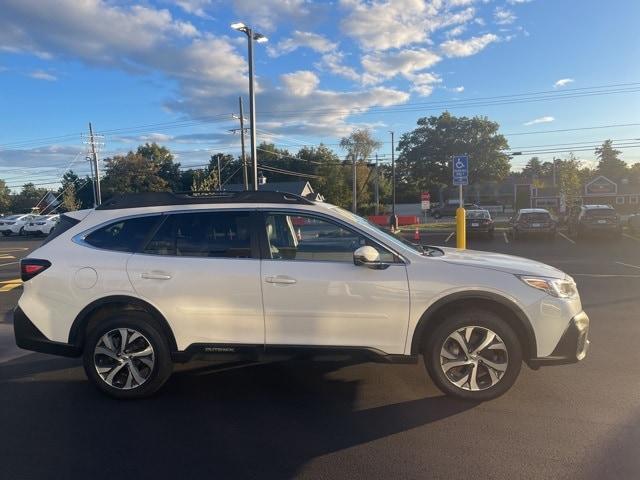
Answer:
264, 213, 395, 263
144, 211, 253, 258
84, 216, 160, 252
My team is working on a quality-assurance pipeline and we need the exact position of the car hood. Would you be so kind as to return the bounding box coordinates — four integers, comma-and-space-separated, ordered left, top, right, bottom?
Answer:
438, 247, 566, 278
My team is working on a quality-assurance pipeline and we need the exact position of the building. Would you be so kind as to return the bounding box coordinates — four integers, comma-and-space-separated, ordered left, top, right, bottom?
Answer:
224, 180, 324, 201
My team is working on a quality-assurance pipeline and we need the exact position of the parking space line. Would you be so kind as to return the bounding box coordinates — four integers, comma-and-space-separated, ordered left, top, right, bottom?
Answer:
0, 278, 22, 292
616, 261, 640, 270
558, 232, 576, 244
571, 273, 640, 278
503, 232, 509, 244
445, 232, 455, 243
623, 233, 640, 243
0, 261, 19, 267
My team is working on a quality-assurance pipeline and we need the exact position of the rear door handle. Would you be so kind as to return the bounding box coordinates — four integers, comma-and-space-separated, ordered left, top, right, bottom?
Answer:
141, 272, 172, 280
265, 275, 297, 285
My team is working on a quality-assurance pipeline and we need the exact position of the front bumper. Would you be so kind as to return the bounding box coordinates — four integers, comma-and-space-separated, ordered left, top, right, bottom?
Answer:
528, 311, 590, 368
13, 306, 81, 357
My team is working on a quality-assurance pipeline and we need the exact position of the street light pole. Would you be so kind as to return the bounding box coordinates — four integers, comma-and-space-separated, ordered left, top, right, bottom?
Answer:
231, 22, 267, 191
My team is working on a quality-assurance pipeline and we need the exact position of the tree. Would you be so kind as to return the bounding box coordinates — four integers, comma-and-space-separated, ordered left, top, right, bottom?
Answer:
396, 112, 511, 202
11, 183, 49, 213
339, 129, 381, 210
595, 140, 628, 181
629, 163, 640, 185
521, 157, 543, 180
0, 179, 11, 213
137, 143, 182, 191
61, 183, 80, 212
298, 145, 350, 207
191, 169, 219, 192
556, 153, 582, 199
101, 153, 169, 196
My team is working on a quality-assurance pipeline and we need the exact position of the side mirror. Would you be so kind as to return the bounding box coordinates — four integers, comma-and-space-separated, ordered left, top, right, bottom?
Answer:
353, 246, 388, 269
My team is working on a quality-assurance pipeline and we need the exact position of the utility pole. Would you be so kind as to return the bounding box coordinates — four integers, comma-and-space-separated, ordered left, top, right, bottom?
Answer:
239, 97, 248, 190
215, 155, 222, 189
390, 131, 398, 231
552, 157, 557, 187
85, 122, 102, 207
352, 153, 357, 213
87, 155, 97, 207
374, 153, 380, 215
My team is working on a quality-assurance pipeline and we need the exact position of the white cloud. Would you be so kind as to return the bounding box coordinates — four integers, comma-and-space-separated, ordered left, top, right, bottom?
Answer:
174, 0, 211, 18
268, 30, 337, 57
440, 33, 498, 57
507, 0, 532, 4
450, 85, 465, 92
230, 0, 313, 31
361, 48, 441, 85
280, 70, 320, 97
29, 70, 57, 81
494, 7, 517, 25
524, 116, 555, 126
554, 78, 575, 88
408, 72, 442, 96
446, 25, 467, 38
317, 51, 361, 81
340, 0, 475, 51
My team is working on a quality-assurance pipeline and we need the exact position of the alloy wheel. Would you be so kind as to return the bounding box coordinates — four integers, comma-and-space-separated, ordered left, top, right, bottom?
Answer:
439, 326, 509, 391
93, 328, 155, 390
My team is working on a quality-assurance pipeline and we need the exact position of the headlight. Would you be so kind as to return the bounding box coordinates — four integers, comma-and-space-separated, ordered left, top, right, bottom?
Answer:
518, 275, 578, 298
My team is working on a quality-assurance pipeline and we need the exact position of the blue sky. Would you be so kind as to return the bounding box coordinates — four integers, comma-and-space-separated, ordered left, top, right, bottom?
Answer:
1, 0, 639, 190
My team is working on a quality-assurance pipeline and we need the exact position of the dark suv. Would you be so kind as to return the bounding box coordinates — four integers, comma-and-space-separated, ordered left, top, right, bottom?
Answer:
509, 208, 557, 240
568, 205, 622, 239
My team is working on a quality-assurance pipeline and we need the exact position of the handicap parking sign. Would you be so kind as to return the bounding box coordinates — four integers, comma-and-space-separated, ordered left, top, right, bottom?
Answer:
453, 155, 468, 186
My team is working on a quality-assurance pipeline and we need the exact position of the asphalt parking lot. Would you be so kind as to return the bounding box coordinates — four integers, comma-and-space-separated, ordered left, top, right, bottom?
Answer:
1, 232, 639, 479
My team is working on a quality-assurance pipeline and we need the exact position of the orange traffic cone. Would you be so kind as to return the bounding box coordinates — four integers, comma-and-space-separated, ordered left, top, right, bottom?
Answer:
413, 227, 420, 242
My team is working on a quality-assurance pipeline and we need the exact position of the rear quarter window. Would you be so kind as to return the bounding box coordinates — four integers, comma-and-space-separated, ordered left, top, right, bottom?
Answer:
41, 214, 80, 245
84, 216, 161, 252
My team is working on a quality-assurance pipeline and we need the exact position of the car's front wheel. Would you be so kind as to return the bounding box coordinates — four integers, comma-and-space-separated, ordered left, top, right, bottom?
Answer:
423, 309, 522, 401
83, 313, 173, 399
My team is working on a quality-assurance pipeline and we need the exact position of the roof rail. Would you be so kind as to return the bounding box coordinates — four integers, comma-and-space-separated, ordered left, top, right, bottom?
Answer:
95, 190, 315, 210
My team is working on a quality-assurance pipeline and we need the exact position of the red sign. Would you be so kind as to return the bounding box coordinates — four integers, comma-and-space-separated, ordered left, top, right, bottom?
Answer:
421, 192, 430, 201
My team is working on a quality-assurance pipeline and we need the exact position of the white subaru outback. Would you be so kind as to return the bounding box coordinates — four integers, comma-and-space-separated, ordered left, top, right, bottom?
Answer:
14, 191, 589, 401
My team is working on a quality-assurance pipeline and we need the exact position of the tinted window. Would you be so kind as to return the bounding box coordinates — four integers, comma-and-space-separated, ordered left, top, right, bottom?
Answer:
265, 213, 394, 263
584, 209, 616, 218
85, 216, 160, 252
520, 212, 550, 222
41, 214, 79, 245
144, 211, 253, 258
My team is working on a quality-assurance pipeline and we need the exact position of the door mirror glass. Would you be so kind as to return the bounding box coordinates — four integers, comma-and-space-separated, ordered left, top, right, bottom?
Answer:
354, 246, 387, 269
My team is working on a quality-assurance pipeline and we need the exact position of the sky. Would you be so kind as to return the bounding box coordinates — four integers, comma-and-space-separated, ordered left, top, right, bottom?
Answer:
0, 0, 639, 191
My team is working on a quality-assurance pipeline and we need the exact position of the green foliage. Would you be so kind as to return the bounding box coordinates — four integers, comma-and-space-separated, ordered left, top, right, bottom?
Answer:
339, 129, 382, 210
101, 152, 169, 196
299, 144, 350, 208
595, 140, 628, 181
396, 112, 511, 202
191, 169, 219, 192
61, 183, 80, 212
11, 183, 49, 213
556, 154, 582, 198
137, 143, 182, 191
0, 179, 11, 213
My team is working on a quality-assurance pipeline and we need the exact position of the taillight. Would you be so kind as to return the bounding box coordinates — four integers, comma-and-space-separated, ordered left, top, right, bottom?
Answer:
20, 259, 51, 282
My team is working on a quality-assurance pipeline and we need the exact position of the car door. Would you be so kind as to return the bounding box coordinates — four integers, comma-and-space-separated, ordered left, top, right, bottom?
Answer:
127, 210, 264, 350
259, 211, 410, 355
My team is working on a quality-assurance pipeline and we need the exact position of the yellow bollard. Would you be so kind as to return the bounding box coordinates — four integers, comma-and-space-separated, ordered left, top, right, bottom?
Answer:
456, 207, 466, 249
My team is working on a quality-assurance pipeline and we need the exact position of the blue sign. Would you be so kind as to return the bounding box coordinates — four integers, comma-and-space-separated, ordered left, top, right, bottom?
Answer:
453, 155, 468, 186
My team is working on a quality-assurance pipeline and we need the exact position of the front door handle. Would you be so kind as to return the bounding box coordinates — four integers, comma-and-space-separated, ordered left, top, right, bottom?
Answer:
141, 272, 172, 280
265, 275, 297, 285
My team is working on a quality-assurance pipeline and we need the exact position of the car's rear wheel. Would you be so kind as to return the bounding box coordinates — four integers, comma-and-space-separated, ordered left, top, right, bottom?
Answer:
83, 313, 173, 399
423, 309, 522, 401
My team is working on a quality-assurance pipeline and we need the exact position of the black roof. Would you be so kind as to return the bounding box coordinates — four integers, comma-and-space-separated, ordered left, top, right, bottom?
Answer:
224, 181, 310, 195
96, 191, 314, 210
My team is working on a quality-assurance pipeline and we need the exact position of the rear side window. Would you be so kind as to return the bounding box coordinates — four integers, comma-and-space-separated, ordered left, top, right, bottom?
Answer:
41, 214, 80, 245
143, 211, 254, 258
85, 216, 160, 252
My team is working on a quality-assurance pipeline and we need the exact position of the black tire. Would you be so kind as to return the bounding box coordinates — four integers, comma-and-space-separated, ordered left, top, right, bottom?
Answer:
423, 309, 522, 401
18, 227, 24, 236
433, 211, 442, 219
1, 231, 10, 237
83, 312, 173, 399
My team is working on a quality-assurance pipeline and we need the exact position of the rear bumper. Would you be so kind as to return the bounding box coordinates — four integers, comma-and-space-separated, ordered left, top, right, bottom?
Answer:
528, 311, 590, 368
13, 306, 81, 357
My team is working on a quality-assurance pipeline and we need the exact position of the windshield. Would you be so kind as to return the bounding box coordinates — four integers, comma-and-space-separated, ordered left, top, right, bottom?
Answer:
585, 209, 616, 217
467, 210, 490, 219
521, 212, 551, 221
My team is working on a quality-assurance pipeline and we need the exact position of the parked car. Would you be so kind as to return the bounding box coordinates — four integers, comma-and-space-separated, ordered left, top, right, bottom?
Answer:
567, 205, 622, 239
628, 213, 640, 235
466, 209, 495, 238
509, 209, 557, 240
14, 191, 589, 401
23, 215, 59, 236
432, 202, 480, 219
0, 214, 37, 236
